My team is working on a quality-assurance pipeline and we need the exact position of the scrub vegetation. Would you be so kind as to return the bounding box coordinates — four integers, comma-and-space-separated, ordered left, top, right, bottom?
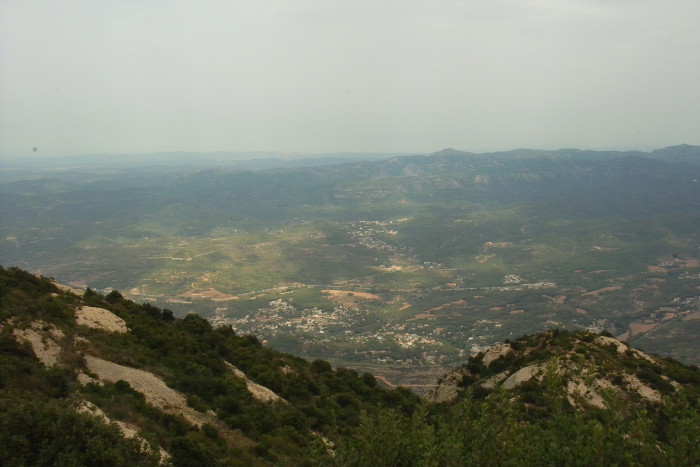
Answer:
1, 266, 699, 465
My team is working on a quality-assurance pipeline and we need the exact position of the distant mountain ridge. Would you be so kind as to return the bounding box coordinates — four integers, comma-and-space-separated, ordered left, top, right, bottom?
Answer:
431, 144, 700, 162
2, 144, 698, 174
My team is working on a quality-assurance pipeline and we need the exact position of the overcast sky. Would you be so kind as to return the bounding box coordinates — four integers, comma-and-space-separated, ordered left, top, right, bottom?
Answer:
1, 0, 698, 158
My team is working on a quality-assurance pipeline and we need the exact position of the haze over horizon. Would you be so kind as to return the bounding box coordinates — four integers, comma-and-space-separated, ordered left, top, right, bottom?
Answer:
1, 0, 699, 158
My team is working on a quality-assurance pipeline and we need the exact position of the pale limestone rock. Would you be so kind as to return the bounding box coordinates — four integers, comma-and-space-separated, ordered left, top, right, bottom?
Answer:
225, 361, 287, 404
75, 306, 128, 333
78, 401, 169, 461
566, 378, 610, 409
594, 335, 657, 364
623, 373, 662, 403
76, 371, 100, 386
12, 321, 63, 367
502, 364, 545, 389
83, 355, 210, 427
51, 281, 84, 295
482, 343, 513, 367
482, 370, 510, 389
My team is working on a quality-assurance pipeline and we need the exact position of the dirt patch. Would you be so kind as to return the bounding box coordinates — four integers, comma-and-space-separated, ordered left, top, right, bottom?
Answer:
322, 290, 380, 308
425, 299, 467, 314
76, 306, 128, 333
590, 246, 617, 252
616, 332, 630, 341
683, 311, 700, 321
323, 290, 380, 300
554, 295, 567, 304
370, 265, 403, 272
647, 265, 668, 274
178, 288, 238, 302
482, 241, 513, 249
409, 299, 467, 321
410, 313, 437, 321
581, 286, 622, 297
628, 322, 658, 337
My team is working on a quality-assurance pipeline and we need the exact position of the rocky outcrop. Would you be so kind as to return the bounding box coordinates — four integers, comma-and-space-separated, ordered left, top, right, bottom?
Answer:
12, 321, 65, 367
225, 362, 287, 404
501, 364, 545, 390
425, 331, 682, 408
482, 343, 513, 367
78, 401, 169, 461
426, 370, 464, 403
83, 355, 211, 427
75, 306, 128, 333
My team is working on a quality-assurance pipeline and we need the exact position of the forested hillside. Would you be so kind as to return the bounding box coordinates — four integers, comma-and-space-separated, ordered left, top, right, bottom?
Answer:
1, 266, 699, 465
0, 266, 418, 465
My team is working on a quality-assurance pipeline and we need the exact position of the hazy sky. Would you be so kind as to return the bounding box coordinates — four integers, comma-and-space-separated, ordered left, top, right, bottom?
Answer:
1, 0, 699, 157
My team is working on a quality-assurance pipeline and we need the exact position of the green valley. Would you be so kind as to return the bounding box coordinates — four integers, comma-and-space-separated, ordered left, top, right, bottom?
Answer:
2, 146, 700, 384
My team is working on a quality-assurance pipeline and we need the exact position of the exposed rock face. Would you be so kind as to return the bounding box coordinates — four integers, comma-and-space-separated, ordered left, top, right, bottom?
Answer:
482, 370, 510, 389
426, 343, 515, 402
51, 281, 84, 295
12, 321, 65, 367
83, 355, 211, 427
225, 362, 287, 404
75, 306, 128, 333
594, 335, 656, 363
78, 401, 170, 460
623, 373, 662, 403
482, 343, 513, 367
427, 370, 463, 403
502, 364, 545, 390
425, 331, 681, 408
